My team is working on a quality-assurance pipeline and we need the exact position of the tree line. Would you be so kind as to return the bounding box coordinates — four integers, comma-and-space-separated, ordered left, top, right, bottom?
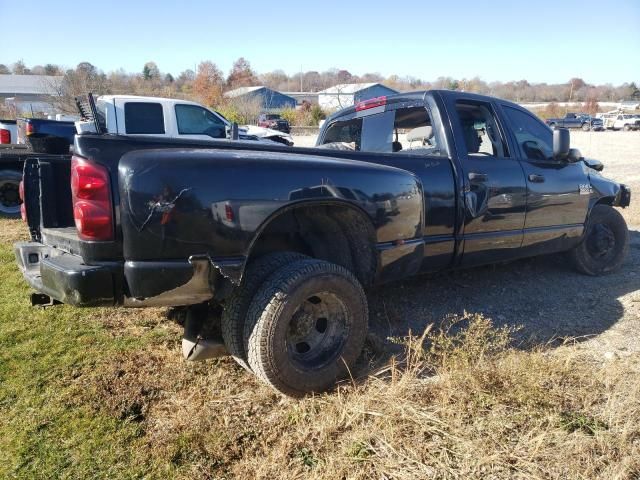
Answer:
1, 59, 638, 123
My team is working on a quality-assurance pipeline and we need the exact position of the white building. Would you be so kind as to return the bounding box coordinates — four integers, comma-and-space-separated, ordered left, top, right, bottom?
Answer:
318, 83, 398, 111
0, 74, 63, 115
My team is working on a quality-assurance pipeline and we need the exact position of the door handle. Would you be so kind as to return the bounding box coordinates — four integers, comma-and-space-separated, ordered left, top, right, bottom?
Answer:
528, 174, 545, 183
468, 172, 488, 182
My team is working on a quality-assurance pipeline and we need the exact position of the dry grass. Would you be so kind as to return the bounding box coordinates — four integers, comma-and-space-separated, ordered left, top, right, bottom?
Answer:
58, 314, 640, 479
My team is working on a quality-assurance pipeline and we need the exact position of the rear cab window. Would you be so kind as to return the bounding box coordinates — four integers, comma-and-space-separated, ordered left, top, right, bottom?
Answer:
319, 100, 445, 157
124, 102, 165, 134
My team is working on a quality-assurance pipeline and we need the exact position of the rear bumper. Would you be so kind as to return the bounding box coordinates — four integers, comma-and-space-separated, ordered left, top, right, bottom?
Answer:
14, 241, 118, 306
14, 241, 219, 307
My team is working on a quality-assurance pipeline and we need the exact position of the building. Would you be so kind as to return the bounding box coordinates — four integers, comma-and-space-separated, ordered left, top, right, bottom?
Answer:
281, 91, 320, 106
318, 83, 398, 110
224, 86, 296, 111
0, 74, 63, 115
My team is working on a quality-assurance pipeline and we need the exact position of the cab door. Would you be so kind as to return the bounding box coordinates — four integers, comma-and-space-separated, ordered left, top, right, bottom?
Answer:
447, 98, 528, 267
500, 105, 590, 253
174, 103, 227, 141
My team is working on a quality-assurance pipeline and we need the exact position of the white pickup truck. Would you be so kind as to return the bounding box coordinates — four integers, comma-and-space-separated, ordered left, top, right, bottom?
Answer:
80, 95, 294, 145
599, 112, 640, 131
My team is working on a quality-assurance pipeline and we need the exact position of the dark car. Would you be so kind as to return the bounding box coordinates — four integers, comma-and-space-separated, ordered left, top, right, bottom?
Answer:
257, 113, 290, 133
15, 90, 631, 397
545, 112, 603, 131
17, 117, 76, 153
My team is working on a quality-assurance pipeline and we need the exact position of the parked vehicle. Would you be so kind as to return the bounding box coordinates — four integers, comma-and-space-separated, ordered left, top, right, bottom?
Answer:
16, 118, 76, 153
15, 90, 631, 396
545, 113, 603, 131
257, 113, 291, 134
599, 113, 640, 131
0, 120, 18, 144
81, 95, 294, 145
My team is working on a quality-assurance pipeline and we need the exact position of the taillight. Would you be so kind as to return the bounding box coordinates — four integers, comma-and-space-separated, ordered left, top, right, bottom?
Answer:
0, 128, 10, 144
19, 180, 26, 222
225, 203, 234, 222
25, 123, 34, 135
71, 155, 113, 240
355, 96, 387, 112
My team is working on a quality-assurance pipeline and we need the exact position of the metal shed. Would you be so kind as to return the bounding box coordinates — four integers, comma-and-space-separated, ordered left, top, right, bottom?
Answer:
224, 86, 296, 111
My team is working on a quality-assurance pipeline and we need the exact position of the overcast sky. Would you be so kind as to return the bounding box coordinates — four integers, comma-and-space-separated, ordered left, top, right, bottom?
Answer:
2, 0, 638, 85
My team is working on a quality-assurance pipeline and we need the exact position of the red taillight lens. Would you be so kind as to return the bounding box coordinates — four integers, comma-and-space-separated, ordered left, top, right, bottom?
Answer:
25, 123, 34, 135
0, 128, 10, 144
225, 204, 234, 222
71, 156, 113, 240
355, 96, 387, 112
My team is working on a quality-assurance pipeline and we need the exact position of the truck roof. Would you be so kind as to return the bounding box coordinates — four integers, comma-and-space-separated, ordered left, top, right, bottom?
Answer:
324, 89, 524, 123
97, 95, 203, 107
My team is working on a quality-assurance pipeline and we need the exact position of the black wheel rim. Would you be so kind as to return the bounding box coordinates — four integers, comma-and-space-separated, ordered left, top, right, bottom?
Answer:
286, 291, 349, 370
586, 223, 616, 261
0, 180, 21, 215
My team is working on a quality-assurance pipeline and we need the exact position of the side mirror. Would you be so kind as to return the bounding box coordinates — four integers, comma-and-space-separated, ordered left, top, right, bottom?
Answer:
567, 148, 583, 163
230, 122, 239, 140
583, 157, 604, 171
553, 128, 570, 160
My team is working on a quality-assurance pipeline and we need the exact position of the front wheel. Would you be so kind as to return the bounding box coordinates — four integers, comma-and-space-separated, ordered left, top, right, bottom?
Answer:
582, 122, 591, 132
0, 170, 22, 218
623, 125, 631, 132
568, 205, 629, 275
244, 258, 368, 397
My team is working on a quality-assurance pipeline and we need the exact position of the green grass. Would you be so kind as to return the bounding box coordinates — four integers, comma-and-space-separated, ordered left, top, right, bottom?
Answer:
0, 236, 168, 479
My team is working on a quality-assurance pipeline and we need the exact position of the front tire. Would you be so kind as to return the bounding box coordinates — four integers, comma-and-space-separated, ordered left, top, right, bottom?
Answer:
244, 258, 368, 397
0, 170, 22, 218
623, 124, 631, 132
568, 205, 629, 275
582, 122, 591, 132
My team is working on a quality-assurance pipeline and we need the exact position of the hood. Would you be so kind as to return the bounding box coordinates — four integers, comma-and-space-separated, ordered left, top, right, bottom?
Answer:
243, 124, 293, 140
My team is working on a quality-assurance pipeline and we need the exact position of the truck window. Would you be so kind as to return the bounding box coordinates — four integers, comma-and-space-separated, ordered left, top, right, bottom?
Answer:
321, 118, 363, 150
393, 106, 443, 156
175, 104, 226, 138
124, 102, 165, 134
503, 106, 553, 161
454, 101, 509, 158
320, 106, 444, 156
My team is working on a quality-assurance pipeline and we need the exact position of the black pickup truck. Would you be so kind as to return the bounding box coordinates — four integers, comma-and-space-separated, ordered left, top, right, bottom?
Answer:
545, 112, 604, 131
14, 90, 631, 396
0, 119, 75, 218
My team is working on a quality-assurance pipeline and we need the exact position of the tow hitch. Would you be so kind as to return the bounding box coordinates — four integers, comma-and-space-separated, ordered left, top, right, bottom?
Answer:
30, 293, 61, 307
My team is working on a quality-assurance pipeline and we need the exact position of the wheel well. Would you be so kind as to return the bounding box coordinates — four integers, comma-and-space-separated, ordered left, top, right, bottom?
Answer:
246, 204, 377, 287
593, 196, 615, 208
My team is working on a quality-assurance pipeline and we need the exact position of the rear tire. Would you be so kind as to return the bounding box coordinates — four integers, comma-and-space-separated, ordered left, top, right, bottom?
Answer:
568, 205, 629, 275
221, 252, 306, 371
0, 170, 22, 218
623, 124, 631, 132
245, 258, 368, 397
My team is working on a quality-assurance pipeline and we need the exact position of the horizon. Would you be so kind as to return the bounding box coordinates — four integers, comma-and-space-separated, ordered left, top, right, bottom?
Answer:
1, 0, 638, 85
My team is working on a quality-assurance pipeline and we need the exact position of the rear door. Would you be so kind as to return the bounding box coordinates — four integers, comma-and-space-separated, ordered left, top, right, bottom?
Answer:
500, 104, 589, 251
446, 98, 527, 267
116, 101, 167, 137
